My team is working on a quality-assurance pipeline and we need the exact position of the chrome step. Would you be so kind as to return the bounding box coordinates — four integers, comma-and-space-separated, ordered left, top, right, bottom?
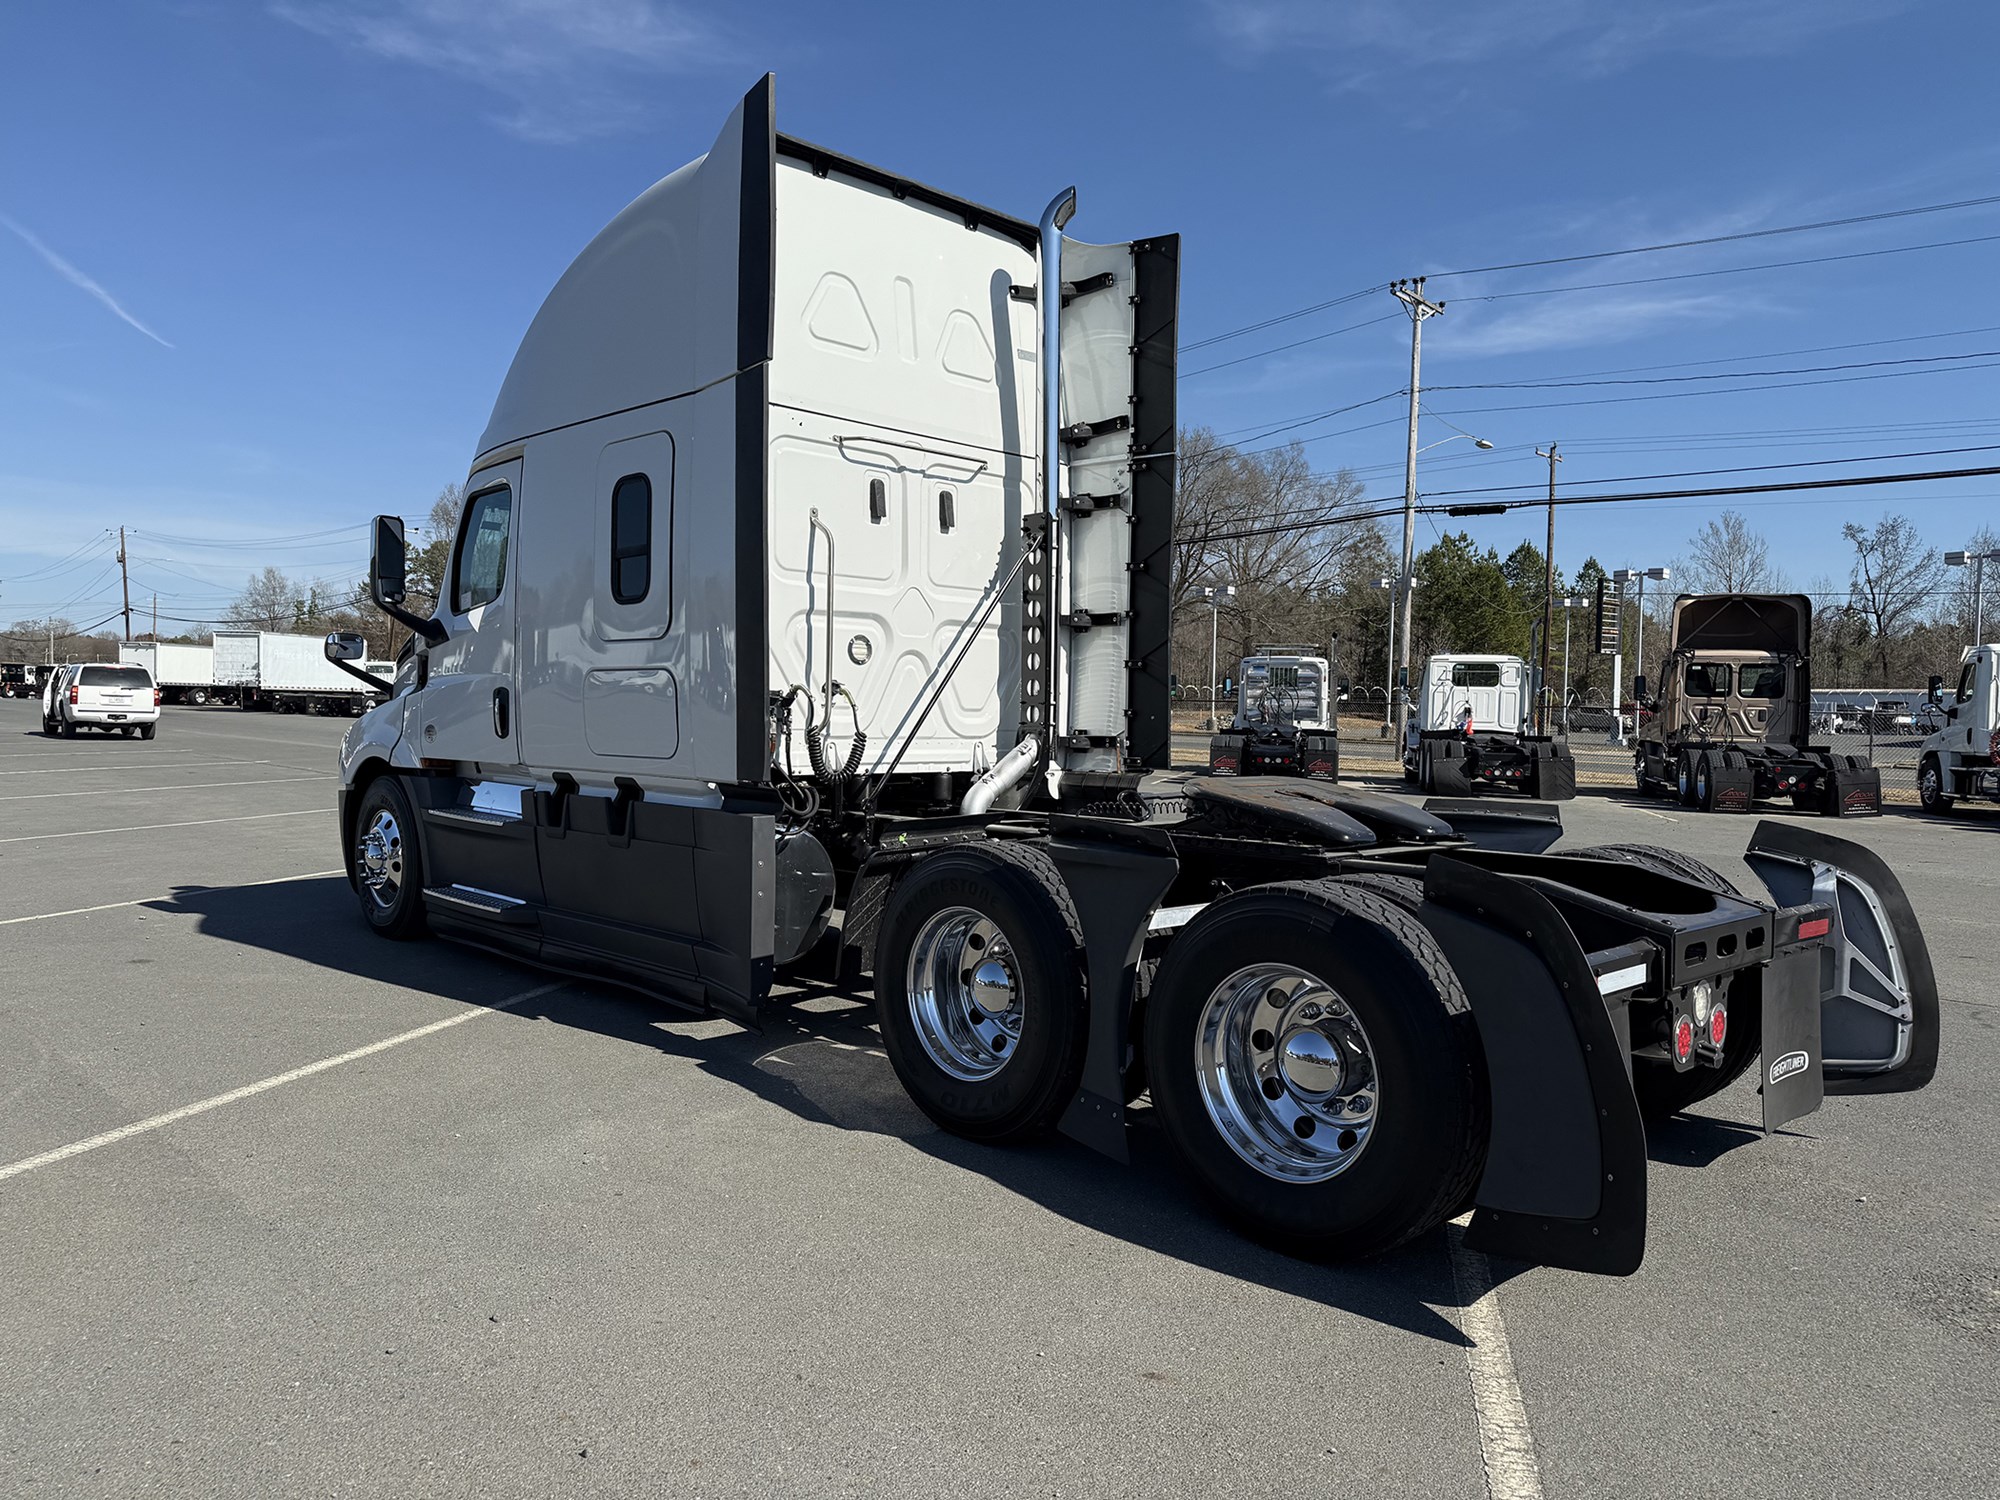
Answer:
424, 806, 517, 830
422, 884, 534, 924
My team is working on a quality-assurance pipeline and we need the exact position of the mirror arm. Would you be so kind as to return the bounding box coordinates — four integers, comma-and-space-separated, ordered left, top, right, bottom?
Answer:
373, 588, 446, 646
329, 656, 396, 695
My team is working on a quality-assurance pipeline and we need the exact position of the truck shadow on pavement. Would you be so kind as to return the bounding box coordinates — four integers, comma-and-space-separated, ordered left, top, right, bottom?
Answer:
161, 875, 1504, 1347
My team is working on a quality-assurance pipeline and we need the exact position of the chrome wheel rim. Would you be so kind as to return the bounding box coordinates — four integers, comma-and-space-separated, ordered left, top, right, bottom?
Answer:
1195, 962, 1379, 1183
1920, 763, 1940, 804
1696, 761, 1710, 800
357, 807, 405, 909
906, 906, 1024, 1081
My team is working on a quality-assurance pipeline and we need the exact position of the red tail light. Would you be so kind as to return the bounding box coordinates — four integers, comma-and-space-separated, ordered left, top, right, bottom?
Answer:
1673, 1015, 1694, 1063
1709, 1006, 1727, 1048
68, 685, 78, 705
153, 688, 162, 706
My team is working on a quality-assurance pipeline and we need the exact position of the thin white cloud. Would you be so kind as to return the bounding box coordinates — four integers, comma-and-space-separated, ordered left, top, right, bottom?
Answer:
1444, 291, 1740, 358
1206, 0, 1910, 80
0, 215, 173, 348
271, 0, 734, 142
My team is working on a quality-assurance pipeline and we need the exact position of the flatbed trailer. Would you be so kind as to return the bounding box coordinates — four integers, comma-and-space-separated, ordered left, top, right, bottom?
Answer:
327, 77, 1938, 1277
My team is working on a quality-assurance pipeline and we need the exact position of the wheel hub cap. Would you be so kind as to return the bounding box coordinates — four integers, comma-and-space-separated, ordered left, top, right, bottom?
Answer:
1278, 1027, 1344, 1099
906, 908, 1024, 1082
357, 808, 404, 906
1195, 963, 1379, 1183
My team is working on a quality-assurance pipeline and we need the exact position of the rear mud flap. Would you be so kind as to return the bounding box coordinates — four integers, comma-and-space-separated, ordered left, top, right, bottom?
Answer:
1824, 758, 1882, 817
1419, 856, 1648, 1276
1745, 821, 1938, 1092
1708, 759, 1756, 813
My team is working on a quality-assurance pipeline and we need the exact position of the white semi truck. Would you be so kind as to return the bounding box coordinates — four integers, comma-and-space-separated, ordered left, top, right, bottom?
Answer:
325, 77, 1937, 1276
1916, 644, 2000, 814
1402, 653, 1575, 800
1207, 647, 1340, 779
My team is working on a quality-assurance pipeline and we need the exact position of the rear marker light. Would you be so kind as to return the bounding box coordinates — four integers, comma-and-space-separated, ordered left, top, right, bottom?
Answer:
1673, 1016, 1695, 1064
1709, 1006, 1728, 1048
1797, 917, 1831, 940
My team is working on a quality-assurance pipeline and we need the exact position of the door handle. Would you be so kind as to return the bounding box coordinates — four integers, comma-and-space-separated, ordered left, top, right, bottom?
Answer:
493, 686, 511, 739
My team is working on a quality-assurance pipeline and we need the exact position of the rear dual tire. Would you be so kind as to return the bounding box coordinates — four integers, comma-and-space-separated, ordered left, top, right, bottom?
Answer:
1143, 882, 1488, 1261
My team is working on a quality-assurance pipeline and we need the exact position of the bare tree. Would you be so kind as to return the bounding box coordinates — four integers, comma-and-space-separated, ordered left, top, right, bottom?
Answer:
1843, 514, 1943, 679
1681, 510, 1778, 593
228, 566, 300, 631
409, 482, 466, 607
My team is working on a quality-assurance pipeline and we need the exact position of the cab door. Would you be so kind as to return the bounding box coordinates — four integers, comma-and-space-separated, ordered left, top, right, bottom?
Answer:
417, 459, 522, 770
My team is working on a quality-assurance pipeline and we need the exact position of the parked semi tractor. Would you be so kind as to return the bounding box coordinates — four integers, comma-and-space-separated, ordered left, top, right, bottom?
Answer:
1633, 595, 1880, 816
327, 77, 1937, 1276
1207, 647, 1340, 779
1401, 653, 1575, 800
0, 662, 33, 699
1916, 645, 2000, 814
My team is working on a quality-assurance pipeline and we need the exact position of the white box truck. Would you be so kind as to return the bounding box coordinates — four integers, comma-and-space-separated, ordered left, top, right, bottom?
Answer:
216, 630, 384, 715
120, 641, 226, 705
324, 76, 1939, 1276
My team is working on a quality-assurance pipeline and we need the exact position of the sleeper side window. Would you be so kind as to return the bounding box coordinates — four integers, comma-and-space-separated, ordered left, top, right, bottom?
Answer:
1686, 662, 1731, 697
611, 473, 651, 604
452, 485, 512, 613
1957, 662, 1976, 703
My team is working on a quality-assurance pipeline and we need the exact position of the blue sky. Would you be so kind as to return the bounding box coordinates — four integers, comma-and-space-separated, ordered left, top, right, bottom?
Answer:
3, 0, 1997, 633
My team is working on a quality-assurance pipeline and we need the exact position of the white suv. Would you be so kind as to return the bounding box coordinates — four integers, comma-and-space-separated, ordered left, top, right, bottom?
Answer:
45, 662, 162, 739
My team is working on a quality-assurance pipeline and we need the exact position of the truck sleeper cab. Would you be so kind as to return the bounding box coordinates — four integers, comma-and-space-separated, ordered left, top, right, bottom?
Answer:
334, 77, 1937, 1277
1634, 594, 1880, 816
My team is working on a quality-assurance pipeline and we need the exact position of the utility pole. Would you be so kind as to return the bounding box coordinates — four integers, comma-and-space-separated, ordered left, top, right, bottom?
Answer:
1391, 277, 1445, 747
1534, 444, 1561, 734
118, 525, 132, 643
151, 593, 158, 642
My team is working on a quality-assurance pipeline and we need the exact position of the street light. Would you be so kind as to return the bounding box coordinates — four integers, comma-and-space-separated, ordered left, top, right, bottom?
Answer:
1945, 548, 2000, 646
1612, 566, 1670, 740
1199, 584, 1236, 730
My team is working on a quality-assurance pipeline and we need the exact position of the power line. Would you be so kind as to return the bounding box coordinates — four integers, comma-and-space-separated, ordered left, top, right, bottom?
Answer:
1180, 313, 1402, 379
1183, 287, 1381, 352
1429, 347, 2000, 394
1199, 464, 2000, 546
1419, 444, 2000, 498
1429, 357, 2000, 420
1423, 193, 2000, 281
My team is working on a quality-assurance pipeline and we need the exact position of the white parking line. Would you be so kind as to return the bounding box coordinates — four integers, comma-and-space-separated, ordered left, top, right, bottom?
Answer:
0, 982, 566, 1183
0, 808, 329, 844
0, 759, 267, 776
1448, 1225, 1545, 1500
0, 749, 203, 759
0, 867, 347, 926
0, 775, 329, 802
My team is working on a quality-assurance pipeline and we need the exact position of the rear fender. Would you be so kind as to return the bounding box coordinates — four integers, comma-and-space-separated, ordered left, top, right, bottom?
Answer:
1419, 856, 1648, 1276
1744, 821, 1938, 1091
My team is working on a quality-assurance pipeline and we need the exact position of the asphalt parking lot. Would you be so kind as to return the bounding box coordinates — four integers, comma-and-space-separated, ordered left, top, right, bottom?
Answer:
2, 699, 1994, 1499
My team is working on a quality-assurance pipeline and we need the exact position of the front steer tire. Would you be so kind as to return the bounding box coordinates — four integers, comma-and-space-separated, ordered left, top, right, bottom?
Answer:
1143, 881, 1489, 1262
352, 776, 427, 940
874, 844, 1088, 1146
1919, 754, 1955, 815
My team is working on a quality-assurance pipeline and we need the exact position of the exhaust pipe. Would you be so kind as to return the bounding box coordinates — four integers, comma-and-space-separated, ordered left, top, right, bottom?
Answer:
1038, 187, 1076, 794
961, 736, 1041, 815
